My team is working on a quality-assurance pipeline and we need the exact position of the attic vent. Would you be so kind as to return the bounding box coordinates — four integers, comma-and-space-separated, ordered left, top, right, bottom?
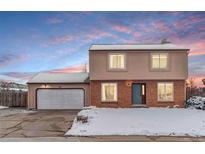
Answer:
161, 38, 171, 44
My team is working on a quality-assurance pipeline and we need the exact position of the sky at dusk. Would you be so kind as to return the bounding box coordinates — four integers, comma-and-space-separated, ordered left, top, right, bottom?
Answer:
0, 12, 204, 86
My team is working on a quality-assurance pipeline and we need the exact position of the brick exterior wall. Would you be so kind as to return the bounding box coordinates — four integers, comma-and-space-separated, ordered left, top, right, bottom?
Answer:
90, 80, 186, 108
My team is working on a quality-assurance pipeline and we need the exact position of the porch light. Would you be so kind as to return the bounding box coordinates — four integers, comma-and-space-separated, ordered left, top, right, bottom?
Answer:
142, 85, 145, 95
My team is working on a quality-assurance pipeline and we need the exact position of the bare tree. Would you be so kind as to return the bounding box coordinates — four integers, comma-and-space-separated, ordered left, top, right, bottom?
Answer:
202, 79, 205, 85
0, 81, 10, 91
186, 78, 197, 98
83, 63, 87, 73
189, 78, 196, 88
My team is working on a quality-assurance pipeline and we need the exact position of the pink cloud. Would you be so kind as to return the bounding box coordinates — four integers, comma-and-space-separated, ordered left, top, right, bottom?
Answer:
173, 16, 205, 30
5, 72, 35, 80
189, 50, 205, 56
49, 64, 86, 73
173, 19, 190, 29
151, 21, 170, 32
84, 29, 118, 42
3, 64, 87, 82
138, 23, 154, 32
112, 24, 132, 34
0, 53, 30, 68
111, 24, 142, 38
186, 40, 205, 56
47, 28, 118, 45
49, 35, 77, 45
169, 38, 205, 57
109, 23, 142, 43
189, 16, 205, 23
133, 31, 142, 37
189, 74, 205, 88
199, 25, 205, 31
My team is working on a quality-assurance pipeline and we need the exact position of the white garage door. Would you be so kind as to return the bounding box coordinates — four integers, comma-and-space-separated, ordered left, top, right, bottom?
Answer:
37, 89, 84, 109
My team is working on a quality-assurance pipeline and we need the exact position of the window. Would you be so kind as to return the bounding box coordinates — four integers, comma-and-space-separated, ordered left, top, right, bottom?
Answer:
151, 53, 168, 69
157, 82, 174, 101
101, 83, 117, 102
109, 54, 125, 69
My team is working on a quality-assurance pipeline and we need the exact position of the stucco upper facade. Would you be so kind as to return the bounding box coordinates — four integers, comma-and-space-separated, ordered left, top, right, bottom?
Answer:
89, 46, 189, 80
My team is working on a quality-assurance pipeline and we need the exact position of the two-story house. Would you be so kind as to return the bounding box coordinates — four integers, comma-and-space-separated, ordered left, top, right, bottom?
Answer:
89, 42, 189, 108
27, 42, 189, 109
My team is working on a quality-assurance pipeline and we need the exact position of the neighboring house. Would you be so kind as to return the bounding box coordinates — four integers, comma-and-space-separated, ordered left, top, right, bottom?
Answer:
27, 41, 189, 109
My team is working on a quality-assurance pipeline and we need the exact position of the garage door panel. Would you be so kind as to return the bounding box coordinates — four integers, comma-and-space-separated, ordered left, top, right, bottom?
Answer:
37, 89, 84, 109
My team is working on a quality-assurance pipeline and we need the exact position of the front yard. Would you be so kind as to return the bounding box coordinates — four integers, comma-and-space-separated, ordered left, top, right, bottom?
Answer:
0, 107, 35, 117
66, 107, 205, 137
1, 106, 205, 141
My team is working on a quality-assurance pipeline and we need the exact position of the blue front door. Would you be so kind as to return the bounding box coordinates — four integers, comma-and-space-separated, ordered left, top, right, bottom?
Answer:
132, 83, 142, 104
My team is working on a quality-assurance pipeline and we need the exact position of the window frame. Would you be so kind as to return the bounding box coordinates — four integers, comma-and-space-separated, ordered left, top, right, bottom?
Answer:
108, 53, 127, 71
157, 82, 174, 102
101, 82, 118, 102
150, 53, 170, 71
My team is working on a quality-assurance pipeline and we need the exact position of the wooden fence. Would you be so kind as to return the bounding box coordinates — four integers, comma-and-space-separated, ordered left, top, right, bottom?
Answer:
0, 90, 27, 107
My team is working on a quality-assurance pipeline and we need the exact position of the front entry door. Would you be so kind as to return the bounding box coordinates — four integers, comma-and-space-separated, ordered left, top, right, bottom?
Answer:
132, 83, 146, 105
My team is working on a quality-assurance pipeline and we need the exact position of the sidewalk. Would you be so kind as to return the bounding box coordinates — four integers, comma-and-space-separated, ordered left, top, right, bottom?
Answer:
1, 135, 205, 142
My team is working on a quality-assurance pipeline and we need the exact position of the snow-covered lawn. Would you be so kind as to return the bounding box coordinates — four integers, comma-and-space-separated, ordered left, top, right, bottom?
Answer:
66, 107, 205, 137
0, 106, 8, 109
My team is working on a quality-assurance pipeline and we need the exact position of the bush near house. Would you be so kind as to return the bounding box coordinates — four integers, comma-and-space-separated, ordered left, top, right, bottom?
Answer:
186, 96, 205, 110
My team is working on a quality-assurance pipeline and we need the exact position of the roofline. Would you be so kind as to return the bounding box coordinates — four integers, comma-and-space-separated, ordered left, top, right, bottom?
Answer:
89, 49, 190, 51
27, 82, 90, 84
89, 43, 168, 46
89, 44, 190, 51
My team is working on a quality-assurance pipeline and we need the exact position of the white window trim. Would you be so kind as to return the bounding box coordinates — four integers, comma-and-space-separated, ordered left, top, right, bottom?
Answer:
157, 82, 174, 102
150, 53, 169, 71
101, 82, 118, 102
108, 53, 127, 71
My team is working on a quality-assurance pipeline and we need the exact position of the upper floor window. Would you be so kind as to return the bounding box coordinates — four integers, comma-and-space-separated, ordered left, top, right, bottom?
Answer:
151, 53, 168, 69
109, 53, 126, 70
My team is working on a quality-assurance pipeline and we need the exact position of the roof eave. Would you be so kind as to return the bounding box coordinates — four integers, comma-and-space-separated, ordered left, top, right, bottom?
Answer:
89, 49, 190, 51
27, 82, 90, 84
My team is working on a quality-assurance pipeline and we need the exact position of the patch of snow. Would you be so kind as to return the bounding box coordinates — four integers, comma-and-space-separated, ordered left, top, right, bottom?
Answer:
0, 106, 8, 109
83, 106, 97, 110
66, 108, 205, 137
0, 108, 36, 117
7, 88, 28, 91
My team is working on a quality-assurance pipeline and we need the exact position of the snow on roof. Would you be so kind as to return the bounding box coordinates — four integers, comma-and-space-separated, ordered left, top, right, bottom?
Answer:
27, 72, 89, 83
89, 43, 189, 51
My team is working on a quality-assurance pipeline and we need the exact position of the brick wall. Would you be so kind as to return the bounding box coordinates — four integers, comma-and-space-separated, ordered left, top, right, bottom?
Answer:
90, 80, 185, 108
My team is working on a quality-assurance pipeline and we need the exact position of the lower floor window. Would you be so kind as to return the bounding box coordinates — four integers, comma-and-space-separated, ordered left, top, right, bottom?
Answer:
157, 82, 174, 101
101, 83, 117, 101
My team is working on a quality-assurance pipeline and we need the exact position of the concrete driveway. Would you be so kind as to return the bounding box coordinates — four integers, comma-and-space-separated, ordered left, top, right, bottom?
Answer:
0, 109, 79, 138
